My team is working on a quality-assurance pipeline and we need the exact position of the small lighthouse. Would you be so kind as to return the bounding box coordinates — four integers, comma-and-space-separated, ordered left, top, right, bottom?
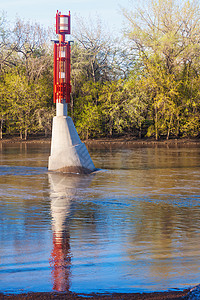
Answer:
48, 11, 96, 174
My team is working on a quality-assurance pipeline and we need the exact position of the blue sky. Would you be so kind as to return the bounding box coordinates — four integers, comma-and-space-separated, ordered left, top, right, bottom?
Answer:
1, 0, 135, 36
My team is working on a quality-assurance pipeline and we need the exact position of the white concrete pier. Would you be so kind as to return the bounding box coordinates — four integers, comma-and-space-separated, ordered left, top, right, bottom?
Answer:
48, 102, 96, 174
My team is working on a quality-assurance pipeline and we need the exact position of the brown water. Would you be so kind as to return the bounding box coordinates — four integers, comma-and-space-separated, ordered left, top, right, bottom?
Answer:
0, 143, 199, 294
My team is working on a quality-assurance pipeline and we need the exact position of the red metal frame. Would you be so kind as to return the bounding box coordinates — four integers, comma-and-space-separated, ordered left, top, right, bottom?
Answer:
53, 11, 71, 104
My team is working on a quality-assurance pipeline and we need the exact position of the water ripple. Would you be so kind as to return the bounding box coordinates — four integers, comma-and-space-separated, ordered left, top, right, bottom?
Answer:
0, 165, 47, 176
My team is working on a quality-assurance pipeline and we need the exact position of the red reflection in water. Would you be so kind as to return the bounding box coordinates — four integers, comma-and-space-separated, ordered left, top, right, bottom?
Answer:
50, 232, 71, 291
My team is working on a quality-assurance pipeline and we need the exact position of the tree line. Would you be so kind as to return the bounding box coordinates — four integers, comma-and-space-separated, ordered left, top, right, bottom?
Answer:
0, 0, 200, 140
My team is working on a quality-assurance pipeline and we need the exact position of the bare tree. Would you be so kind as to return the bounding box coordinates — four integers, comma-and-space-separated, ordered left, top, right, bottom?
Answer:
12, 18, 53, 82
0, 12, 18, 72
72, 14, 123, 82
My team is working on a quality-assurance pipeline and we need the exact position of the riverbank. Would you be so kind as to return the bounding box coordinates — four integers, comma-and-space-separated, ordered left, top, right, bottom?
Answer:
1, 285, 200, 299
0, 136, 199, 147
85, 137, 200, 148
0, 288, 192, 300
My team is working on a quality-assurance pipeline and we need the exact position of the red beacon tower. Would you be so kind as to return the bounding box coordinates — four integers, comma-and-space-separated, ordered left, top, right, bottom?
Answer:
54, 11, 71, 115
48, 10, 96, 174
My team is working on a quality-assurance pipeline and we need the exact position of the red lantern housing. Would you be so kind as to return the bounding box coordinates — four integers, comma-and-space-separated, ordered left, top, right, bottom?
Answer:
53, 11, 71, 104
56, 11, 70, 35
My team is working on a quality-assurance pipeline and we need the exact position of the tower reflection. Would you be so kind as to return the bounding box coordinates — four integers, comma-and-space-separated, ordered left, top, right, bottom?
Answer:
48, 172, 94, 292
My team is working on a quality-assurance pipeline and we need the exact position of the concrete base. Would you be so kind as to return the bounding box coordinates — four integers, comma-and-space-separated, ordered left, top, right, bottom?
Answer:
48, 116, 96, 174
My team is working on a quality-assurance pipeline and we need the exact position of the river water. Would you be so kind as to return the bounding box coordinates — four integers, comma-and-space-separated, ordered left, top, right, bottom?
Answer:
0, 142, 200, 294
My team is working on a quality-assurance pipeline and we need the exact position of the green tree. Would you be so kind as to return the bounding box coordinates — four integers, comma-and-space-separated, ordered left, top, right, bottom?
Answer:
2, 71, 39, 139
99, 80, 126, 137
74, 81, 102, 139
0, 17, 53, 139
123, 76, 149, 138
0, 74, 8, 139
122, 0, 200, 139
76, 102, 101, 140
